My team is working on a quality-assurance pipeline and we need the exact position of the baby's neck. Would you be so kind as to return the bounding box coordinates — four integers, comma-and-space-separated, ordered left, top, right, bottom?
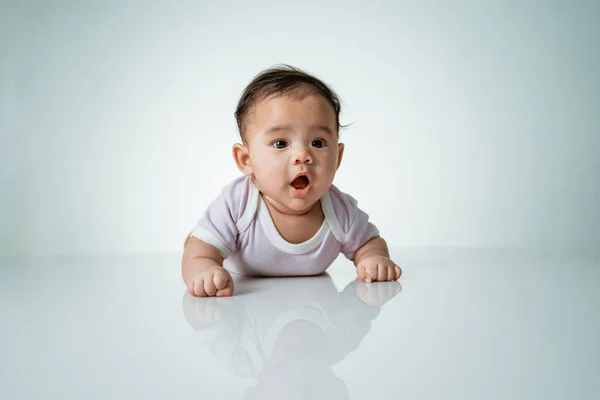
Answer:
261, 195, 325, 244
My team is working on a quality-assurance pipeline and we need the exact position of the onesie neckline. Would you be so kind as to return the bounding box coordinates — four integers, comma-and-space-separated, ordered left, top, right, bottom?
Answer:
258, 195, 329, 254
247, 179, 337, 255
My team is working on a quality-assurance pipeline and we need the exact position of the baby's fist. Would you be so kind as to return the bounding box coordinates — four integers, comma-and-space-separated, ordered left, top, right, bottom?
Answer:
356, 255, 401, 282
187, 266, 234, 297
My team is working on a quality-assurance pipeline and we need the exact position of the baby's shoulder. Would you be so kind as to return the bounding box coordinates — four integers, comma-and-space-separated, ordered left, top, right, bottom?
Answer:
213, 175, 254, 220
325, 184, 361, 231
219, 175, 251, 198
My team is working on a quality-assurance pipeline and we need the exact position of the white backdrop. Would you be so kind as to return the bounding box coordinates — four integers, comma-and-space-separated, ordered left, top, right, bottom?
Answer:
1, 0, 599, 258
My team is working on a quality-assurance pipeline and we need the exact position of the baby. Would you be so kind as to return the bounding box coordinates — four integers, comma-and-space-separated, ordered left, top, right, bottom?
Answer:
182, 65, 402, 297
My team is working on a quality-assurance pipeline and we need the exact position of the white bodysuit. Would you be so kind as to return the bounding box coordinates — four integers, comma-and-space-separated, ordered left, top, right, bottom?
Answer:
190, 175, 379, 276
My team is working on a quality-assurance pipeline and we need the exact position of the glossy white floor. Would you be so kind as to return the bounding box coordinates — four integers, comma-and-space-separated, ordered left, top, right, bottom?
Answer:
1, 247, 599, 399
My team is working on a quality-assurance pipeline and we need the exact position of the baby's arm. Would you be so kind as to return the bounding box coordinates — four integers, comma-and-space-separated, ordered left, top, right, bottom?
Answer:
182, 235, 234, 297
332, 188, 401, 282
182, 178, 247, 297
352, 236, 402, 282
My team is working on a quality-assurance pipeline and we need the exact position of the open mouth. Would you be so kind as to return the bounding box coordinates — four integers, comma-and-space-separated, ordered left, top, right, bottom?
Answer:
290, 174, 311, 196
291, 175, 310, 190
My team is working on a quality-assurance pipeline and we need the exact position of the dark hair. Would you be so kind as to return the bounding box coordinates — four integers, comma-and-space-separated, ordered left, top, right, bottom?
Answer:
234, 64, 346, 142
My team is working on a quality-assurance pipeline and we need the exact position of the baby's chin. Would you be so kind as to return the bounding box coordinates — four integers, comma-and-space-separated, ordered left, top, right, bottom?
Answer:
263, 194, 319, 215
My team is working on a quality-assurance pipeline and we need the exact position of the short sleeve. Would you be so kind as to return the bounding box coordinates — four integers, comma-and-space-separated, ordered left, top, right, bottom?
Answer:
322, 185, 379, 260
190, 177, 249, 259
339, 194, 380, 260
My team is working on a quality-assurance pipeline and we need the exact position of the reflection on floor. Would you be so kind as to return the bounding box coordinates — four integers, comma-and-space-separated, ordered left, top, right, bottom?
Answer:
183, 274, 402, 399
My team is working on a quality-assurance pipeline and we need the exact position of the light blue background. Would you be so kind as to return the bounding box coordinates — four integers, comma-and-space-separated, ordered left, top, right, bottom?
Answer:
1, 0, 598, 258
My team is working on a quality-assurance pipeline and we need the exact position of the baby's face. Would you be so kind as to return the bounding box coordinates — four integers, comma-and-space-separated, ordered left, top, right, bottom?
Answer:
242, 93, 344, 214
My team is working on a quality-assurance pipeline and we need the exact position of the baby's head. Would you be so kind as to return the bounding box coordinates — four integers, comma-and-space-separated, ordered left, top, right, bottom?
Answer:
232, 65, 346, 215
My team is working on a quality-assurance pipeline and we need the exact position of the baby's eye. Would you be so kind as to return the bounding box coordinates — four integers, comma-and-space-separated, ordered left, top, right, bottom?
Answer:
272, 139, 288, 149
312, 139, 326, 148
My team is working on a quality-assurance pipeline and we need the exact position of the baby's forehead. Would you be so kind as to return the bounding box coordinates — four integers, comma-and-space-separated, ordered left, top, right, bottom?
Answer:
248, 94, 336, 126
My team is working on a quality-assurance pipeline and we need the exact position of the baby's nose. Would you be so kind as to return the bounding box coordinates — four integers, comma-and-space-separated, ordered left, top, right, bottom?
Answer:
294, 147, 312, 164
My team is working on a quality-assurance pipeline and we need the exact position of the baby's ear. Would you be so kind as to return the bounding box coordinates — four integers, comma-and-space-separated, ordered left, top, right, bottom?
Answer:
336, 143, 345, 170
232, 143, 253, 176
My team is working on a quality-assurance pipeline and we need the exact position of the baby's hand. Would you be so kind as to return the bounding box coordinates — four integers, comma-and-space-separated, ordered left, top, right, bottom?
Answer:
187, 266, 234, 297
356, 255, 402, 282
